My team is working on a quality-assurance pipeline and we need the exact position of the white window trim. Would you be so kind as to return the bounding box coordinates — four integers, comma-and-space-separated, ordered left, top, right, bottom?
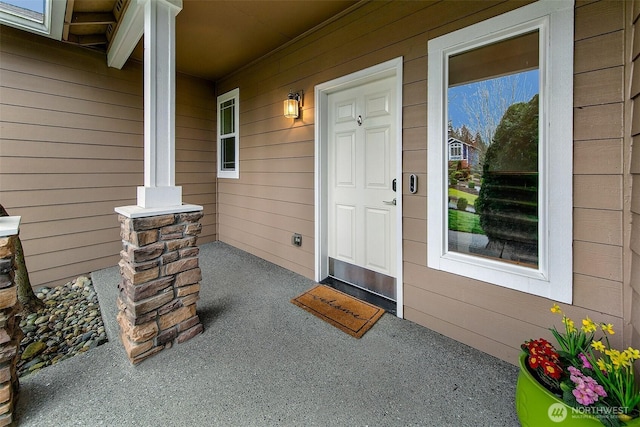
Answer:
0, 0, 64, 40
427, 0, 574, 303
449, 141, 463, 160
217, 88, 240, 179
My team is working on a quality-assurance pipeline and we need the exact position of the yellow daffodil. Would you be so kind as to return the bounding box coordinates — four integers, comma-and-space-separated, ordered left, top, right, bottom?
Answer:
619, 353, 632, 368
612, 356, 623, 369
581, 317, 597, 333
592, 340, 606, 352
601, 323, 615, 335
596, 358, 608, 372
550, 304, 561, 314
604, 348, 619, 358
603, 349, 626, 369
625, 347, 640, 360
563, 317, 576, 333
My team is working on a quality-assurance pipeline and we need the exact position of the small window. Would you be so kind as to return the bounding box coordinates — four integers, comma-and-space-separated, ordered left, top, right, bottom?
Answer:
449, 140, 463, 161
0, 0, 63, 39
427, 1, 574, 303
217, 88, 239, 179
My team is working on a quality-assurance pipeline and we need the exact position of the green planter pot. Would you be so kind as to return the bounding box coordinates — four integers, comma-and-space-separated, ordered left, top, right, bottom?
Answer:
515, 353, 640, 426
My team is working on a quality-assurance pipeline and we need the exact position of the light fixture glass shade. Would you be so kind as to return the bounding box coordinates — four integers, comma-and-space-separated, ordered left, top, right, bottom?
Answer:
284, 98, 299, 119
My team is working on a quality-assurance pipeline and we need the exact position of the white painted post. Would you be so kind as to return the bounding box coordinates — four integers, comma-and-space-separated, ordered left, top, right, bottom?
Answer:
136, 0, 184, 209
115, 0, 200, 221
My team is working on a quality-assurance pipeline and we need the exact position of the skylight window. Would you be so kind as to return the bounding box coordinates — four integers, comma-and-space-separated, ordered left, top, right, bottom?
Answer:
0, 0, 64, 39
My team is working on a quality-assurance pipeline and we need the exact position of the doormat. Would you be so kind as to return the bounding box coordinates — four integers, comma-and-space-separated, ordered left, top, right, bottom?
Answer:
291, 285, 384, 338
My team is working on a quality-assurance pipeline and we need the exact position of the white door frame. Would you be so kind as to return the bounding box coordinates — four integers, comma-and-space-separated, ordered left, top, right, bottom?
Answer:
314, 57, 404, 318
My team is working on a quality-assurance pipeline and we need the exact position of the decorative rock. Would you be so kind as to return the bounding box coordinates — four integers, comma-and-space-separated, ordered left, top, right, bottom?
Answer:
28, 362, 45, 372
22, 357, 43, 370
21, 342, 46, 360
34, 316, 48, 325
17, 276, 108, 377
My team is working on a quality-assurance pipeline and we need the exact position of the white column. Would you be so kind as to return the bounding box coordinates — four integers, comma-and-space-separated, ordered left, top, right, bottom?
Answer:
137, 0, 184, 209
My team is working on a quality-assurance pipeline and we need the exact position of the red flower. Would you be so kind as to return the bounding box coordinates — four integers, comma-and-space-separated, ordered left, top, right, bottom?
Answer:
542, 360, 562, 379
521, 338, 563, 381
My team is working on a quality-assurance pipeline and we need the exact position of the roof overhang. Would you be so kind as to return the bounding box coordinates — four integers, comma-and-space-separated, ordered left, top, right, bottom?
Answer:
3, 0, 359, 80
107, 0, 183, 69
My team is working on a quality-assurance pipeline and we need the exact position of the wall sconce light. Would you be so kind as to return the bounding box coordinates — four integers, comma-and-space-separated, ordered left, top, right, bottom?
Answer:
284, 90, 303, 119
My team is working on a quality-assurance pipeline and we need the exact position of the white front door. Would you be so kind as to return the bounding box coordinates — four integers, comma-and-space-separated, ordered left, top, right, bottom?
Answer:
327, 76, 397, 299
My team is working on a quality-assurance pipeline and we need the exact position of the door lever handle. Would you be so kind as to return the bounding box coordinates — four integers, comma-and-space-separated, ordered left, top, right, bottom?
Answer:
383, 198, 397, 206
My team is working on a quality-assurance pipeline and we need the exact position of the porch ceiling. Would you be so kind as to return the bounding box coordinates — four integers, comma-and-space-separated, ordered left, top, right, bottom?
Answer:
63, 0, 359, 81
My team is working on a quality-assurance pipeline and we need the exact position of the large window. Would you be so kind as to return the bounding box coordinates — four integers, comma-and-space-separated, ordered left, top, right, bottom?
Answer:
0, 0, 64, 39
427, 1, 574, 302
217, 88, 239, 179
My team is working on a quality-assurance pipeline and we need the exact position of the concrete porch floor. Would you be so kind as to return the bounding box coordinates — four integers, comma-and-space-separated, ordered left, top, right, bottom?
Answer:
14, 242, 520, 426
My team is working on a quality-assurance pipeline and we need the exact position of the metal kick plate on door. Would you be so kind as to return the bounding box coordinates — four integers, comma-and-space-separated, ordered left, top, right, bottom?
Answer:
329, 258, 397, 301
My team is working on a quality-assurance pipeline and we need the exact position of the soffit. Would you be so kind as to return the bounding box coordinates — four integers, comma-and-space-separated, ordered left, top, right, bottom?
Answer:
62, 0, 125, 48
63, 0, 358, 81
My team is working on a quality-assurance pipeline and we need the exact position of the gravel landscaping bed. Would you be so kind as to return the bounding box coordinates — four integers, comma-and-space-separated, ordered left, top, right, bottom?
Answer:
17, 276, 108, 377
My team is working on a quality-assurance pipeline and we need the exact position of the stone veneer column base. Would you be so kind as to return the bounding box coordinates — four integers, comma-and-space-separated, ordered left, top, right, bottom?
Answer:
0, 219, 22, 426
116, 208, 204, 364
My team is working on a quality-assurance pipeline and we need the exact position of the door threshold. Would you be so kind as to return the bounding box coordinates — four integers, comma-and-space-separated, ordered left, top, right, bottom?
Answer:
320, 277, 397, 316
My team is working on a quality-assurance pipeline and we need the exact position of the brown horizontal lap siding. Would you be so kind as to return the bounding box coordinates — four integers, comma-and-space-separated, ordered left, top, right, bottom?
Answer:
216, 0, 528, 280
571, 0, 626, 322
0, 26, 217, 288
213, 0, 630, 364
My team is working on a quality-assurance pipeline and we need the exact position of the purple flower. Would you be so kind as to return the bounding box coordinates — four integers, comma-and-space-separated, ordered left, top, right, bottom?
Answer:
567, 366, 581, 375
578, 353, 592, 369
567, 366, 606, 405
573, 387, 596, 405
593, 384, 607, 397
